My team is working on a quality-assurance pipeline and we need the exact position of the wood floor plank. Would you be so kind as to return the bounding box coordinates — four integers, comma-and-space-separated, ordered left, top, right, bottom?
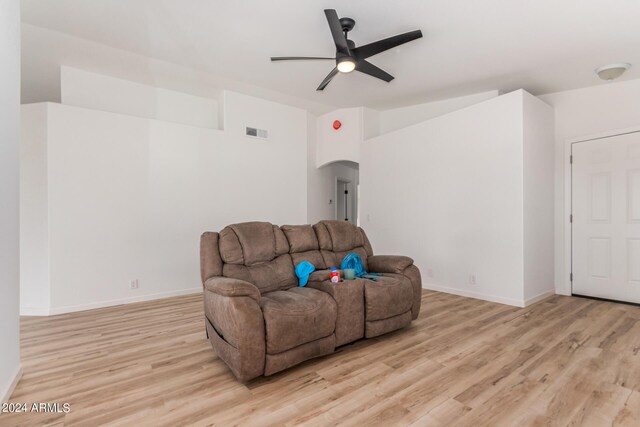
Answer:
2, 291, 639, 426
567, 381, 633, 427
613, 390, 640, 426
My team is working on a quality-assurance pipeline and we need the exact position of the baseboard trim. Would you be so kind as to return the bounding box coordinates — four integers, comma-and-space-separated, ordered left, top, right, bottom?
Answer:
1, 366, 22, 404
20, 306, 51, 316
422, 283, 526, 307
523, 290, 555, 307
554, 288, 571, 296
45, 287, 203, 315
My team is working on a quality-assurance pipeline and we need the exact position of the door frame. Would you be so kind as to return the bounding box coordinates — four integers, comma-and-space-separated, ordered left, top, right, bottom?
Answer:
563, 125, 640, 296
334, 176, 352, 222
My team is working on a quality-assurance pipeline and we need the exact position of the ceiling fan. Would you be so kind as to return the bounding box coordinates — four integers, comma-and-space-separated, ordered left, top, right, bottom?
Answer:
271, 9, 423, 91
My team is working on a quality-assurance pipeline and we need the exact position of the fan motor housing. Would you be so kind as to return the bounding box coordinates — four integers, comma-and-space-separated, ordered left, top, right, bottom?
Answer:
340, 17, 355, 33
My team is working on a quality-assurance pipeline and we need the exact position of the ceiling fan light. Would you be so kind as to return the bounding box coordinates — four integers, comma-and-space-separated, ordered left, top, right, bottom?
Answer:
337, 58, 356, 73
595, 63, 631, 81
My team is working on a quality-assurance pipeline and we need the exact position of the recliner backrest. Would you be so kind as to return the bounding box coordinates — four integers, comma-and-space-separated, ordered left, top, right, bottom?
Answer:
313, 221, 374, 270
200, 231, 223, 284
218, 221, 296, 293
281, 225, 327, 270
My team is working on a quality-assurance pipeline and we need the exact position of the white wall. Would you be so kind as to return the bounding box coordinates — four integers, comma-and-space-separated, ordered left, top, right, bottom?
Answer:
309, 94, 505, 224
522, 93, 556, 303
379, 90, 500, 135
223, 90, 306, 143
309, 107, 368, 221
361, 91, 526, 305
306, 112, 333, 223
316, 108, 363, 167
61, 66, 220, 129
21, 92, 308, 314
361, 90, 554, 307
306, 110, 360, 225
539, 78, 640, 294
0, 0, 22, 403
20, 104, 50, 314
362, 108, 381, 140
22, 24, 335, 116
314, 92, 501, 168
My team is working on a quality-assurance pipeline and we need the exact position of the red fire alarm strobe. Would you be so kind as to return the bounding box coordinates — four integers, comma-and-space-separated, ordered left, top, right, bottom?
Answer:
333, 120, 342, 130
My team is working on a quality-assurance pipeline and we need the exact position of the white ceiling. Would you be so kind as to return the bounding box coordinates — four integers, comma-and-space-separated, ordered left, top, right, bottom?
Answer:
21, 0, 640, 109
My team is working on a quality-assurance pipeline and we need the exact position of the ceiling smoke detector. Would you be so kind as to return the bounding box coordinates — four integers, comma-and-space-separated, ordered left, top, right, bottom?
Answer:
595, 63, 631, 81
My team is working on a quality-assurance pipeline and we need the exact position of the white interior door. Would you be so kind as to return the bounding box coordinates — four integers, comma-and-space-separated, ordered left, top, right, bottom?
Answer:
572, 131, 640, 303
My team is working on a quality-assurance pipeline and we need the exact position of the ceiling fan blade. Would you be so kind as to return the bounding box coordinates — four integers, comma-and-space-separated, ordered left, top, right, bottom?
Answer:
324, 9, 350, 56
270, 56, 335, 61
353, 30, 422, 59
317, 67, 339, 91
355, 60, 394, 82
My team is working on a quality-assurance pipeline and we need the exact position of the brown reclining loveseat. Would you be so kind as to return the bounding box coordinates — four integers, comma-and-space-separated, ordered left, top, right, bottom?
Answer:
200, 220, 422, 382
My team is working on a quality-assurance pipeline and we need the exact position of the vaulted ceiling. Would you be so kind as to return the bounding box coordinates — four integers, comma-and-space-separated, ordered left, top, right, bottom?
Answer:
21, 0, 640, 109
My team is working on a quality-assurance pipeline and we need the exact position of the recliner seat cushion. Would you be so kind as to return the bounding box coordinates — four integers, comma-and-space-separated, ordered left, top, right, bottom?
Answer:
260, 287, 337, 354
363, 276, 413, 321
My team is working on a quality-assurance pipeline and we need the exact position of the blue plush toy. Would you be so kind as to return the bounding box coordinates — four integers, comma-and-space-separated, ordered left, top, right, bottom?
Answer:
340, 253, 381, 281
295, 261, 315, 287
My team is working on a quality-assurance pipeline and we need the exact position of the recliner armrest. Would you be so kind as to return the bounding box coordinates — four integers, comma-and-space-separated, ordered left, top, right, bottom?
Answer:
203, 279, 265, 382
367, 255, 414, 274
204, 277, 260, 302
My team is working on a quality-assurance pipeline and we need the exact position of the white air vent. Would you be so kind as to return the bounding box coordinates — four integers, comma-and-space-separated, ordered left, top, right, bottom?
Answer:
245, 126, 268, 139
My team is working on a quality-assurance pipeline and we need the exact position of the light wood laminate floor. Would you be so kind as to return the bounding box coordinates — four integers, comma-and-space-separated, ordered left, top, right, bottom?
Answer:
3, 290, 640, 426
